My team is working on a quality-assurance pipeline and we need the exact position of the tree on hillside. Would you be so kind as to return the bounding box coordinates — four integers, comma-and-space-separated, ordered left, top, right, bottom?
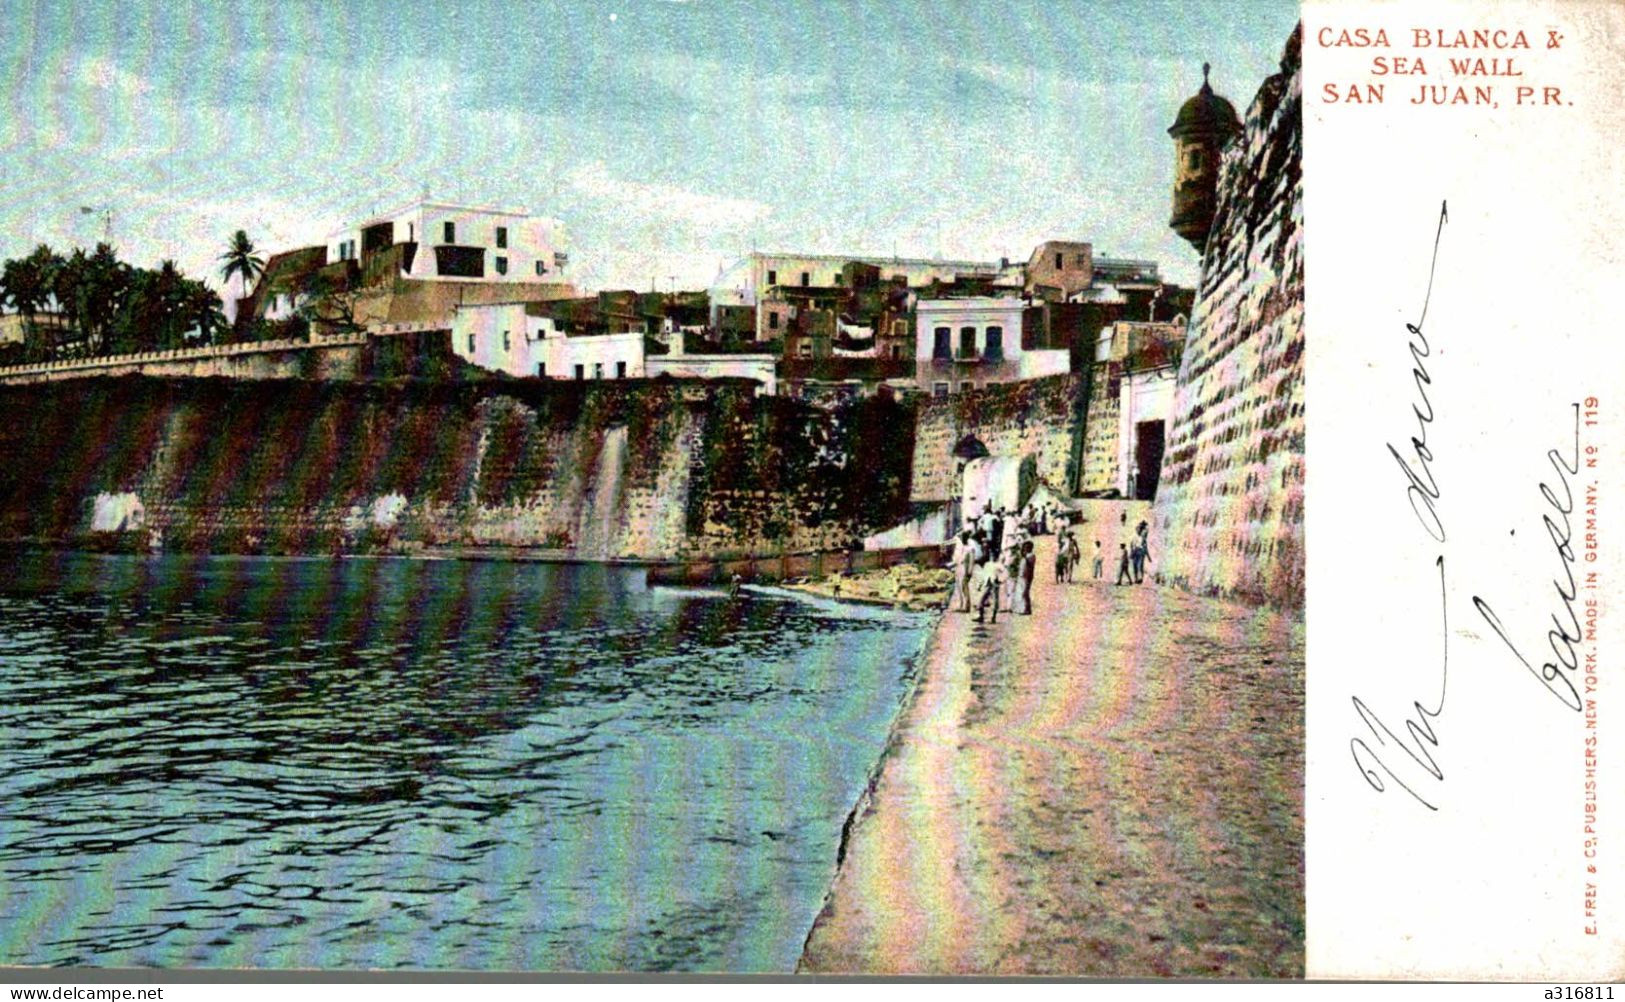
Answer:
297, 270, 365, 335
56, 243, 130, 356
182, 279, 227, 345
219, 229, 265, 304
0, 244, 65, 359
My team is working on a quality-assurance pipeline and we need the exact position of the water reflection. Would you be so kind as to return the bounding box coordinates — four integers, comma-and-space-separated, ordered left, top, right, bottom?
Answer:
0, 553, 929, 971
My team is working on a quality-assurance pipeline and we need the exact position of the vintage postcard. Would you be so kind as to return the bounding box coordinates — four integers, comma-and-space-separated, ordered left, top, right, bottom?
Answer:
0, 0, 1615, 984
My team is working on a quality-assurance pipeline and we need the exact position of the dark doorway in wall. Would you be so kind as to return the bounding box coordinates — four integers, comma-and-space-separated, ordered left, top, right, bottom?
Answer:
1134, 420, 1165, 501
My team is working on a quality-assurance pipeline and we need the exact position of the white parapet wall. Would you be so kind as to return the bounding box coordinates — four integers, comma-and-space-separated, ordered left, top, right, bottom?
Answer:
0, 332, 371, 385
646, 354, 779, 395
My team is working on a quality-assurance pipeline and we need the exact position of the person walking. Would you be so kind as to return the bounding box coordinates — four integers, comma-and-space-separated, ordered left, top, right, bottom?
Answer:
1066, 532, 1081, 582
1132, 521, 1152, 584
1091, 540, 1104, 580
949, 531, 975, 612
1116, 542, 1133, 585
1053, 527, 1070, 583
1003, 537, 1023, 611
1019, 540, 1036, 615
976, 548, 1003, 623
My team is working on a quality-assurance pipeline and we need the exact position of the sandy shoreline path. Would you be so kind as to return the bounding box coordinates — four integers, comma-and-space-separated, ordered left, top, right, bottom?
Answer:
798, 534, 1304, 977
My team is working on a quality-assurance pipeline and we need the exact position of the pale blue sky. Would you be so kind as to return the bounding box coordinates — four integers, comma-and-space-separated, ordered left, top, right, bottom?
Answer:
0, 0, 1297, 297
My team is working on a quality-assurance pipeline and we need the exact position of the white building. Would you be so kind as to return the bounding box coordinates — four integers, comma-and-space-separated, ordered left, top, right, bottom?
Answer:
326, 199, 568, 284
913, 297, 1069, 397
451, 302, 777, 394
710, 251, 1004, 339
451, 302, 643, 381
1094, 320, 1185, 499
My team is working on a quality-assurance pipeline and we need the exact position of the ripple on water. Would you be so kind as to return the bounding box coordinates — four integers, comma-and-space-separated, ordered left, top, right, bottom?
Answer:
0, 552, 931, 972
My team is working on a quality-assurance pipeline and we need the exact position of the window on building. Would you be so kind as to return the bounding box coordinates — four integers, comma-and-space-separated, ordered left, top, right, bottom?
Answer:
769, 312, 780, 330
961, 381, 973, 394
985, 325, 1004, 361
891, 345, 902, 359
535, 261, 546, 276
575, 364, 585, 380
933, 381, 949, 398
1055, 253, 1063, 270
616, 361, 627, 379
408, 223, 414, 243
443, 221, 456, 244
594, 362, 604, 380
833, 273, 843, 285
496, 226, 508, 249
537, 363, 546, 378
798, 342, 812, 358
434, 245, 484, 278
933, 326, 951, 360
1187, 149, 1202, 172
467, 332, 475, 353
800, 271, 809, 287
1075, 254, 1087, 267
767, 269, 777, 286
495, 256, 508, 275
959, 326, 977, 359
502, 330, 511, 351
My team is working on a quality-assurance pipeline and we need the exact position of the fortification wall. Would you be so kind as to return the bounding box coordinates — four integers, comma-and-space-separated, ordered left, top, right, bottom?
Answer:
909, 374, 1084, 504
1152, 27, 1304, 608
1079, 360, 1122, 495
0, 376, 915, 561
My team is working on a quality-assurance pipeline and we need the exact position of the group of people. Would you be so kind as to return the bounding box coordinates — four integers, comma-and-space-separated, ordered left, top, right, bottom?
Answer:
946, 506, 1155, 622
948, 504, 1042, 623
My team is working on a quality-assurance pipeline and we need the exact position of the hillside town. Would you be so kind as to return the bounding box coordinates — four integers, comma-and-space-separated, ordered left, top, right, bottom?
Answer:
0, 65, 1237, 512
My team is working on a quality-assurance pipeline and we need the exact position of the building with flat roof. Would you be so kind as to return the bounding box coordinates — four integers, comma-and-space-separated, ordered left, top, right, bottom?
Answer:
326, 198, 568, 285
711, 251, 1004, 341
914, 297, 1069, 398
450, 301, 642, 382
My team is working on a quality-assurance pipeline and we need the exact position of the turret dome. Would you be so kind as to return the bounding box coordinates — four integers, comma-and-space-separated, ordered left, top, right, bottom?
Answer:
1168, 64, 1240, 139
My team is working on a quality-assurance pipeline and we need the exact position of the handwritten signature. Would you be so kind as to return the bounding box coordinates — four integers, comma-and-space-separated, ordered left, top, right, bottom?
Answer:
1350, 200, 1451, 811
1472, 404, 1586, 712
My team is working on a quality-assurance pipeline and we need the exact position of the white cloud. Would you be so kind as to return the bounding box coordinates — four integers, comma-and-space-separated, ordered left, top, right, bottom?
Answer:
75, 55, 154, 97
565, 161, 770, 230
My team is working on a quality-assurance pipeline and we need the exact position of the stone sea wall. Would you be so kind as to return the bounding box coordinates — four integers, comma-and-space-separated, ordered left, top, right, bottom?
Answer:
0, 376, 916, 560
909, 374, 1085, 504
1152, 27, 1305, 608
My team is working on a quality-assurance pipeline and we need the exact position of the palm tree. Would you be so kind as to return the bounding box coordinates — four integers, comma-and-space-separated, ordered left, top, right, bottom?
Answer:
65, 243, 129, 356
219, 230, 265, 305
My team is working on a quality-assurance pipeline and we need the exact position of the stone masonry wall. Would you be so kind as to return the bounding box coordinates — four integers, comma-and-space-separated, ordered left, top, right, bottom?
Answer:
1152, 26, 1304, 608
0, 377, 915, 561
910, 374, 1084, 504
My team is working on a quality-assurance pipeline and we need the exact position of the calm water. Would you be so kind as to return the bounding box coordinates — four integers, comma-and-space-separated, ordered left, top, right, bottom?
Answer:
0, 553, 931, 971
